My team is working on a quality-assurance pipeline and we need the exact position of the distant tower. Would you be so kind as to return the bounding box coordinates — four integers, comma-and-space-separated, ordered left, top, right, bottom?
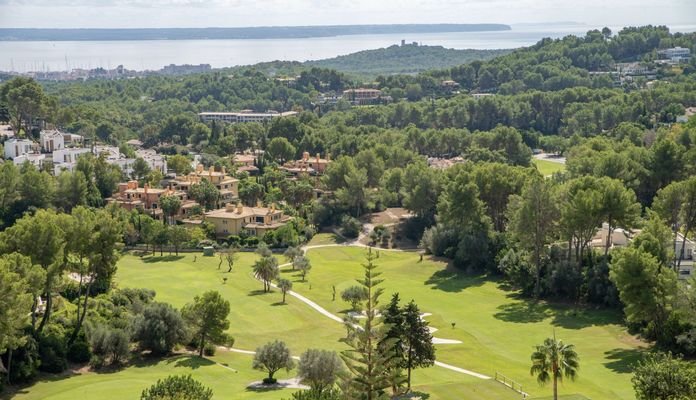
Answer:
401, 39, 405, 46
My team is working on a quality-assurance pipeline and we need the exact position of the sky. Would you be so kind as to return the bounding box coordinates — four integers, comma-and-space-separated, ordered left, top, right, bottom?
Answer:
0, 0, 694, 29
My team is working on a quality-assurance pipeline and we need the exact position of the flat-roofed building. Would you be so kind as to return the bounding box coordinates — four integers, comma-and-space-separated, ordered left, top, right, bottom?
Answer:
13, 153, 46, 168
4, 138, 38, 159
39, 129, 84, 153
198, 110, 298, 124
658, 47, 691, 63
204, 202, 290, 238
343, 88, 383, 105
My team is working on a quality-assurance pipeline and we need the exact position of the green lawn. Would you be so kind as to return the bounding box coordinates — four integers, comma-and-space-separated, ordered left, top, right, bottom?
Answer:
13, 252, 519, 400
114, 253, 347, 354
285, 247, 644, 400
13, 249, 642, 400
9, 350, 299, 400
307, 232, 345, 246
532, 158, 566, 176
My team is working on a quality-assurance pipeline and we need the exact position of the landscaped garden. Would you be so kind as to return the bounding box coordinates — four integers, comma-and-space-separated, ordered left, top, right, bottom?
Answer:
11, 246, 642, 400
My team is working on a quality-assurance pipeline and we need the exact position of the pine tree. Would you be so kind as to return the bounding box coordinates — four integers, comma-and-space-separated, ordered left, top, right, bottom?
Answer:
381, 293, 406, 395
340, 248, 400, 400
402, 300, 435, 390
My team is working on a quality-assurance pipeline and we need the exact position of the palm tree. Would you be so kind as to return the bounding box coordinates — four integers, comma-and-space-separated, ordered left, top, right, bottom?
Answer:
253, 255, 279, 292
530, 335, 579, 400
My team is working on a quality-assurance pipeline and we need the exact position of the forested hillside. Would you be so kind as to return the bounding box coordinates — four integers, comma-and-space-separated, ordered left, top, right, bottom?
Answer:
307, 44, 511, 77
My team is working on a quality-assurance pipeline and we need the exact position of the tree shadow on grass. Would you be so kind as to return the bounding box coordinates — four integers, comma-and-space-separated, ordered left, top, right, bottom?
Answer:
603, 348, 647, 374
551, 307, 621, 330
4, 370, 81, 399
142, 255, 184, 263
271, 301, 288, 306
424, 269, 488, 293
245, 385, 284, 393
248, 289, 271, 296
396, 391, 430, 399
168, 355, 215, 370
493, 300, 553, 323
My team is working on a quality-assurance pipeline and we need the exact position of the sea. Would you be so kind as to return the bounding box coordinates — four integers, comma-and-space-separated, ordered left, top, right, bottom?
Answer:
1, 23, 695, 73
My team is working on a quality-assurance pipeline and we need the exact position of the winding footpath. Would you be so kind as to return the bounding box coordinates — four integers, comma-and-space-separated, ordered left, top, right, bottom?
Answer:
251, 234, 492, 380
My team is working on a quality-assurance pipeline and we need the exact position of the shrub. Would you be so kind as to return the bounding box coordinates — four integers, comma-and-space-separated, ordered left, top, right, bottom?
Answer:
203, 343, 216, 356
340, 216, 361, 239
132, 302, 188, 356
89, 354, 106, 369
38, 333, 68, 373
141, 374, 213, 400
67, 339, 92, 363
291, 388, 342, 400
59, 280, 82, 301
105, 329, 130, 365
420, 224, 457, 256
88, 325, 130, 367
297, 349, 344, 392
7, 334, 40, 383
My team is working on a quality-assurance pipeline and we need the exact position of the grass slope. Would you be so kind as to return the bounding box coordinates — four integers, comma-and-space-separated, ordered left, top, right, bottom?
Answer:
14, 252, 518, 400
286, 247, 644, 400
532, 158, 566, 176
307, 44, 511, 77
14, 249, 641, 399
10, 351, 298, 400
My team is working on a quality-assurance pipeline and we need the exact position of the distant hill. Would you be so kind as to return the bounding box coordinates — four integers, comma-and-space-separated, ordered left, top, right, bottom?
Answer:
0, 24, 510, 41
306, 44, 512, 77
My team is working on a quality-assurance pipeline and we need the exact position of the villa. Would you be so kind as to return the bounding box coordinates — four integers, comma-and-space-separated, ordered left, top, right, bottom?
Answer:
280, 151, 331, 176
172, 164, 239, 207
109, 180, 198, 221
203, 202, 290, 238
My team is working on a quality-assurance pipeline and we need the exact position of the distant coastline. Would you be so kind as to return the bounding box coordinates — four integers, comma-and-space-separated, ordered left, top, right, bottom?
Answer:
0, 24, 511, 41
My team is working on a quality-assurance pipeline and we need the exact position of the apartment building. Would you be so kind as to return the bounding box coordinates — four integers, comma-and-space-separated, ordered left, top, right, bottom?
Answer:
198, 110, 298, 124
343, 88, 383, 105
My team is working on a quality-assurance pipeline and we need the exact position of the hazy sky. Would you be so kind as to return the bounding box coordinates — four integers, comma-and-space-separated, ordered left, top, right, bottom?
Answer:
0, 0, 694, 29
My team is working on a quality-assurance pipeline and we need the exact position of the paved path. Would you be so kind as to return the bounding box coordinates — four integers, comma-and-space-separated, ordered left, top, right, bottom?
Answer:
268, 245, 490, 380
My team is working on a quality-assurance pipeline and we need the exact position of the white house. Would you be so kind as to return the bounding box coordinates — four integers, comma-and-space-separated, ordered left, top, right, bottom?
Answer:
591, 223, 633, 249
93, 145, 121, 161
135, 148, 167, 173
40, 129, 66, 153
52, 148, 92, 175
40, 129, 84, 153
675, 233, 695, 261
52, 147, 91, 165
3, 138, 37, 159
13, 153, 46, 168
